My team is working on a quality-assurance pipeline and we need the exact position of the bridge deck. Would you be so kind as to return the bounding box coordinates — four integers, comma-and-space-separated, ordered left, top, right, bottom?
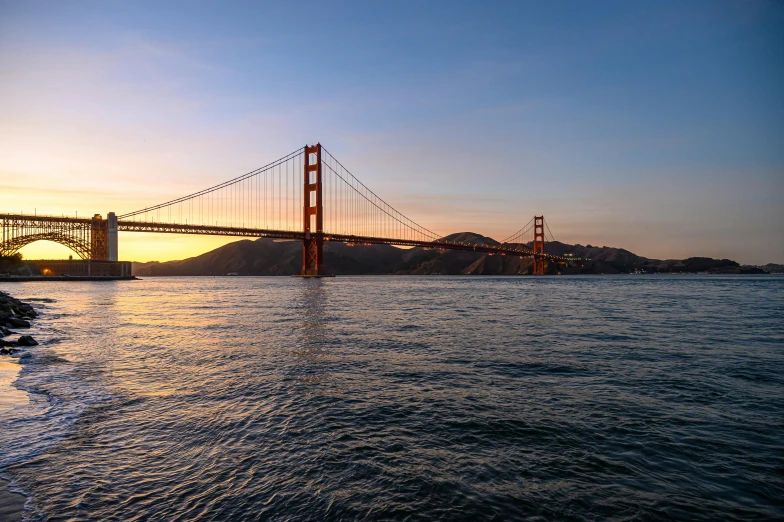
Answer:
117, 221, 573, 262
2, 214, 574, 263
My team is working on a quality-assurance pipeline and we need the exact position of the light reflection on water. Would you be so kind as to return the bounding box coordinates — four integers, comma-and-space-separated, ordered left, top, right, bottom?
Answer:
0, 275, 782, 521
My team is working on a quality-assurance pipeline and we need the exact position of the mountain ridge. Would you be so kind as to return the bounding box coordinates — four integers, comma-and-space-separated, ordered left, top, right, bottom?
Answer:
130, 233, 766, 276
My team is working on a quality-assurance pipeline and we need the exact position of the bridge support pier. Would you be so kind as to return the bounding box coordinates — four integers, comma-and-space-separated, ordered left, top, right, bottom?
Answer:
301, 143, 325, 276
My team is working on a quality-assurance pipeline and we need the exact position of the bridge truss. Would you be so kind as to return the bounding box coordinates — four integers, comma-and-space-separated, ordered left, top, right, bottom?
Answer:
1, 214, 109, 260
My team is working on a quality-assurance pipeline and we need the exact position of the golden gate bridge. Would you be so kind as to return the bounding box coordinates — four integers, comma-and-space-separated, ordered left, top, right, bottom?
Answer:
1, 144, 572, 276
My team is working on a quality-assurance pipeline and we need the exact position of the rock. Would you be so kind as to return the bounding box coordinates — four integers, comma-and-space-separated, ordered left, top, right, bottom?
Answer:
0, 347, 10, 355
4, 317, 30, 329
0, 292, 37, 332
15, 335, 38, 346
15, 304, 37, 318
0, 339, 13, 347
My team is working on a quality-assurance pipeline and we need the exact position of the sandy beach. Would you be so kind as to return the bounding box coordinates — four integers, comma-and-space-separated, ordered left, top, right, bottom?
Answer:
0, 478, 25, 521
0, 360, 28, 413
1, 359, 29, 520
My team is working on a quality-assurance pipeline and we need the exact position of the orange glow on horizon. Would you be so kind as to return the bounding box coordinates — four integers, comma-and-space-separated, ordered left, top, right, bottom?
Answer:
17, 233, 241, 263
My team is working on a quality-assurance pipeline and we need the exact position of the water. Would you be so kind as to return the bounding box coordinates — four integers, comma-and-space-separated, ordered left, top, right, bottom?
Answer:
1, 275, 782, 521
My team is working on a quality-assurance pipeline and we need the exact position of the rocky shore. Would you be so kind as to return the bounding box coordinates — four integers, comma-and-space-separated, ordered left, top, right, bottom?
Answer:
0, 291, 39, 355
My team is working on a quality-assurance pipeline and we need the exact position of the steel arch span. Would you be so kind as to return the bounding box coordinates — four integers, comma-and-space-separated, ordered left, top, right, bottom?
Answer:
0, 232, 92, 259
1, 214, 115, 261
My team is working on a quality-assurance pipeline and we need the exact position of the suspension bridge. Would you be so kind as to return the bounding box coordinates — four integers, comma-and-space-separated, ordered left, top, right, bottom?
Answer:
1, 144, 572, 276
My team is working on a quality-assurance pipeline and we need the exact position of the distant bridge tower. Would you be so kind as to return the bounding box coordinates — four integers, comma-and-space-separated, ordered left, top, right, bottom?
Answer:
533, 215, 545, 275
301, 144, 324, 276
108, 212, 118, 261
90, 214, 108, 260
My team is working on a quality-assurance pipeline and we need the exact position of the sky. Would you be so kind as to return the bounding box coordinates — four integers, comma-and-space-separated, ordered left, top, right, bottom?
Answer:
1, 0, 782, 264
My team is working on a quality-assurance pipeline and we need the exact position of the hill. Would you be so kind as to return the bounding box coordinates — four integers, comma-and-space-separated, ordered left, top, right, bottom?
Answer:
132, 238, 405, 276
131, 234, 766, 276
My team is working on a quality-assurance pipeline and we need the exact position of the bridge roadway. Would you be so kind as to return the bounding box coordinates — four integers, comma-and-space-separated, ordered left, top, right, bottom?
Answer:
118, 220, 573, 262
2, 214, 574, 264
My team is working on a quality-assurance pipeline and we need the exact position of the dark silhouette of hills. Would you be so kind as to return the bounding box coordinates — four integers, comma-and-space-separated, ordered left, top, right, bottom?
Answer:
133, 239, 402, 276
762, 263, 784, 274
132, 233, 497, 276
131, 233, 766, 276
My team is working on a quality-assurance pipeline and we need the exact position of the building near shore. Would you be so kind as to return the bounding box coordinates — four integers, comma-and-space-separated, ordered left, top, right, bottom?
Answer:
30, 259, 132, 278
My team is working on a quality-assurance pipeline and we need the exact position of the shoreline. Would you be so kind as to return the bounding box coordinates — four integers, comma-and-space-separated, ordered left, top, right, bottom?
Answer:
131, 272, 776, 277
0, 360, 28, 413
0, 275, 137, 282
1, 289, 40, 520
0, 478, 25, 521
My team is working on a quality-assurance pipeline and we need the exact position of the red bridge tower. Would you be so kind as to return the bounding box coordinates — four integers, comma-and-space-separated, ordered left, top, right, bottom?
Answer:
301, 144, 324, 276
533, 215, 545, 275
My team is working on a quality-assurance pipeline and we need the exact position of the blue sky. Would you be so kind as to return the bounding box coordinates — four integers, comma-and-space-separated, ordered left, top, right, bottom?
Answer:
1, 1, 782, 263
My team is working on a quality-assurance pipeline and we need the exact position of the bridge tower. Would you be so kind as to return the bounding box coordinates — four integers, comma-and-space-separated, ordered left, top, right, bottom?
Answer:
90, 214, 109, 260
533, 215, 545, 275
108, 212, 118, 262
301, 143, 324, 276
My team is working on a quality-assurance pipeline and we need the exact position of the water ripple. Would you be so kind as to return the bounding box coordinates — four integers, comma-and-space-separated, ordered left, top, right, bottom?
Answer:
0, 275, 782, 520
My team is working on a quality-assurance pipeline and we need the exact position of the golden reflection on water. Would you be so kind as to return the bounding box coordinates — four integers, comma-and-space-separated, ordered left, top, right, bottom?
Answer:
290, 279, 332, 383
296, 279, 330, 353
42, 278, 344, 397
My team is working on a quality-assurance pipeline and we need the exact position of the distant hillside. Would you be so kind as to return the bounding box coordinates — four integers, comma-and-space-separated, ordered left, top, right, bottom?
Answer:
132, 238, 405, 276
131, 234, 766, 276
761, 263, 784, 274
558, 243, 763, 274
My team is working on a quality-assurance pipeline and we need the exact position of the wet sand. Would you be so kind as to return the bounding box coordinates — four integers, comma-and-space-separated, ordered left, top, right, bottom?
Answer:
0, 360, 28, 413
1, 360, 28, 520
0, 479, 25, 521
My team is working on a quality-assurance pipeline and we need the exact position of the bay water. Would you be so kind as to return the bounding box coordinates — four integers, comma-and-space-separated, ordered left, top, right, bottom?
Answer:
1, 276, 782, 520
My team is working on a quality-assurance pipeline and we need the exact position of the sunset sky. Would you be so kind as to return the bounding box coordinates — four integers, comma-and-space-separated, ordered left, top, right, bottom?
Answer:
1, 1, 782, 264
